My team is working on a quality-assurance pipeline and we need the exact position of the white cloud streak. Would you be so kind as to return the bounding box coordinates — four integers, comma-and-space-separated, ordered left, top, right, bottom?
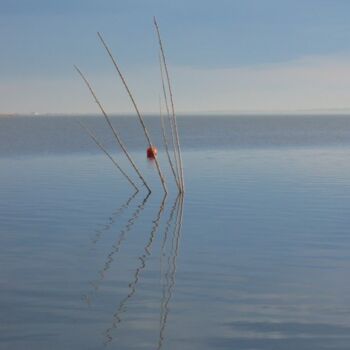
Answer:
2, 54, 350, 114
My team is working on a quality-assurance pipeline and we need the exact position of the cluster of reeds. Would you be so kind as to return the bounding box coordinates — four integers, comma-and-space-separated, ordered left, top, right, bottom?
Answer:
75, 18, 184, 195
77, 21, 185, 344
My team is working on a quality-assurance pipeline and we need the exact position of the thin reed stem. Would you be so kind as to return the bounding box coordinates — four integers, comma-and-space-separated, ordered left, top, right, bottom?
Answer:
153, 18, 185, 193
74, 65, 151, 193
97, 32, 168, 194
159, 98, 180, 190
159, 54, 181, 190
78, 121, 138, 191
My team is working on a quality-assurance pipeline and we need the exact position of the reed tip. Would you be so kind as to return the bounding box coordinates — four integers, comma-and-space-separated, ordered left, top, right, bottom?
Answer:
153, 16, 158, 27
74, 65, 82, 75
97, 32, 103, 41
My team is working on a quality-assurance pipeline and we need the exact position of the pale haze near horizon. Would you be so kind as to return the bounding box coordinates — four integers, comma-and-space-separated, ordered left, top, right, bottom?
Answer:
1, 0, 350, 115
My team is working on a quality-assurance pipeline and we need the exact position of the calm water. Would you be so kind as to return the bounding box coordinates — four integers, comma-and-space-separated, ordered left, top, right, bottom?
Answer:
1, 115, 350, 349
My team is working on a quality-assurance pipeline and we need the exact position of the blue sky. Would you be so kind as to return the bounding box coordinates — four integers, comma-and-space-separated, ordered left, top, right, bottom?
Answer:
2, 0, 350, 114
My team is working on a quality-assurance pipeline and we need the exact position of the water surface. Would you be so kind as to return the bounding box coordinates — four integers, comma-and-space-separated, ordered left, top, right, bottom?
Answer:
1, 115, 350, 349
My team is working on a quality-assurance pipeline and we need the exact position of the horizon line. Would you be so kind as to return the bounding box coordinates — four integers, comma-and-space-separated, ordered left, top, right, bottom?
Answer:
3, 108, 350, 117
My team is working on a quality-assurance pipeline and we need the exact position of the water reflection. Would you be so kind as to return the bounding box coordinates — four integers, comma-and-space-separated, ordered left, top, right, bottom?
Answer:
160, 195, 181, 284
81, 192, 184, 347
90, 190, 139, 245
81, 168, 185, 348
104, 194, 167, 345
158, 195, 184, 349
83, 192, 150, 305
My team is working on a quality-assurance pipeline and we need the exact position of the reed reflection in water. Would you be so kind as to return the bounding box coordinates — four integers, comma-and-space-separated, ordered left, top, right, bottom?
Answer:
82, 190, 184, 348
158, 195, 184, 350
90, 190, 139, 246
84, 191, 150, 305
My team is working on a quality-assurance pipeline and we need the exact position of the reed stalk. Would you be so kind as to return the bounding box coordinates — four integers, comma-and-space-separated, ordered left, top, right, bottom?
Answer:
78, 121, 138, 192
153, 17, 184, 193
159, 98, 180, 189
159, 55, 181, 190
74, 65, 151, 193
97, 32, 168, 194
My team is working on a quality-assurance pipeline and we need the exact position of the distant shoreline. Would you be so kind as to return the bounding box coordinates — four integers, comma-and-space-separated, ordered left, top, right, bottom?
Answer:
2, 111, 350, 118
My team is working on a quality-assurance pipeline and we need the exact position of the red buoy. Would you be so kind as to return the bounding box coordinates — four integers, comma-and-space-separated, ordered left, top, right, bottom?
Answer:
147, 146, 158, 159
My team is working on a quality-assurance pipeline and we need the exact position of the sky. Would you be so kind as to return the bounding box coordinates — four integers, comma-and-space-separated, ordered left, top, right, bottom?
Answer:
2, 0, 350, 114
